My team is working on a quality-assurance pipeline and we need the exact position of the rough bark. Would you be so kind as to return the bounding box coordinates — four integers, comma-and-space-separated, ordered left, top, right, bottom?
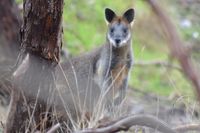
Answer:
21, 0, 62, 62
5, 0, 64, 132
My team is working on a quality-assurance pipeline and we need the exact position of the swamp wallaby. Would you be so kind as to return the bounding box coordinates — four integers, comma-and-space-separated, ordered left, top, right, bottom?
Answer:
55, 8, 134, 123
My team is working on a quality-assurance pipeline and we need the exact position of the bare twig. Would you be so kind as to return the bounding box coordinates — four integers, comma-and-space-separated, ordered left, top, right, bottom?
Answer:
47, 123, 61, 133
174, 123, 200, 132
146, 0, 200, 101
74, 114, 177, 133
134, 60, 182, 71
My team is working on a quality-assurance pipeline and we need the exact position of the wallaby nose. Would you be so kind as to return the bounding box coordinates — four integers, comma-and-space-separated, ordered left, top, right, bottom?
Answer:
115, 39, 121, 44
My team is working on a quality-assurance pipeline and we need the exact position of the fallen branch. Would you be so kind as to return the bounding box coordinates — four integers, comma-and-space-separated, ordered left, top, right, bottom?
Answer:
174, 123, 200, 133
74, 114, 200, 133
74, 115, 177, 133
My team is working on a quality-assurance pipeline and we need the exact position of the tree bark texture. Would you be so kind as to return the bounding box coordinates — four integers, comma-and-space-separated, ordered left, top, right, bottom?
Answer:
5, 0, 64, 132
21, 0, 63, 62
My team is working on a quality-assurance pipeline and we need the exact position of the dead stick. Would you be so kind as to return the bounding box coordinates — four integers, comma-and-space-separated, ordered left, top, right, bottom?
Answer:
174, 124, 200, 133
47, 123, 61, 133
74, 115, 177, 133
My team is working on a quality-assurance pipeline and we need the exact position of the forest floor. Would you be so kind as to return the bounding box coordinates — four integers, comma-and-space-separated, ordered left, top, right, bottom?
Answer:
122, 87, 200, 132
0, 87, 199, 132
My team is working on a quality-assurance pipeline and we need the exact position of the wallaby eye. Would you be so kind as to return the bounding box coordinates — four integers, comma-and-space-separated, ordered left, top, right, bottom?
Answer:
123, 28, 127, 34
110, 28, 114, 33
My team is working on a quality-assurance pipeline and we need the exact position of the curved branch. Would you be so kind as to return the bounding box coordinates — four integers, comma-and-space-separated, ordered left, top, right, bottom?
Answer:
75, 115, 200, 133
75, 115, 177, 133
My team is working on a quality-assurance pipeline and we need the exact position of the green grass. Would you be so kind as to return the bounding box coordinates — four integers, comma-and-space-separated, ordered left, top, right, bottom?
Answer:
130, 66, 194, 97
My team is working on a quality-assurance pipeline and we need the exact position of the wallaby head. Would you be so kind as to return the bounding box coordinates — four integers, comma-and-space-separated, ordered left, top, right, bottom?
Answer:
105, 8, 135, 48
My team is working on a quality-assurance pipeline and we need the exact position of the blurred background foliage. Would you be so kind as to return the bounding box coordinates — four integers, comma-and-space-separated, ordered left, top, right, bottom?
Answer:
16, 0, 200, 101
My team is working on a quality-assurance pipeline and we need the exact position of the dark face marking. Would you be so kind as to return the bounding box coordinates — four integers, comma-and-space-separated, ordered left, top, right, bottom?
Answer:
118, 19, 121, 23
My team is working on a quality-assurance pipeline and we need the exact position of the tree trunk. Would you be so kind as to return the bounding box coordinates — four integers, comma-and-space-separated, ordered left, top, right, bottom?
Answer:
20, 0, 62, 62
5, 0, 64, 132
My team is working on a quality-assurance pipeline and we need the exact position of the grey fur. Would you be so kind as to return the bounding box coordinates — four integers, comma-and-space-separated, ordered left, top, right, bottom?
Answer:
55, 8, 134, 123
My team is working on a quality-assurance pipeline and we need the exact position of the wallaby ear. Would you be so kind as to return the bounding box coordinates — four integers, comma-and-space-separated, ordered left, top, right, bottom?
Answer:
105, 8, 116, 23
123, 8, 135, 23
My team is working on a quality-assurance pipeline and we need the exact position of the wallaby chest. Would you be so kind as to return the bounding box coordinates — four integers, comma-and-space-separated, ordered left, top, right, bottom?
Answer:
109, 50, 132, 90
